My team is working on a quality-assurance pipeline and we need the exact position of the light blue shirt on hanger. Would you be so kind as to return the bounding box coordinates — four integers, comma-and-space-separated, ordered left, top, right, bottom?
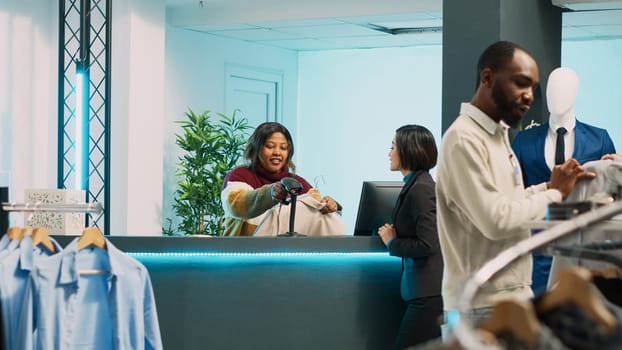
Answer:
0, 234, 10, 252
0, 238, 21, 261
0, 236, 61, 350
16, 237, 163, 350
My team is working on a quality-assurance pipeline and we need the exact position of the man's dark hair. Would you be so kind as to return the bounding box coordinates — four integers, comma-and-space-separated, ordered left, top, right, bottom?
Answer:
475, 41, 531, 89
244, 122, 295, 171
395, 124, 437, 171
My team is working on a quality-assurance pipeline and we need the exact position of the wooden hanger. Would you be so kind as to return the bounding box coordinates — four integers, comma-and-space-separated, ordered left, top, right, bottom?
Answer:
535, 267, 616, 333
21, 227, 34, 240
32, 227, 55, 253
77, 227, 106, 251
478, 299, 539, 347
438, 339, 469, 350
77, 227, 108, 275
6, 226, 22, 241
591, 266, 622, 279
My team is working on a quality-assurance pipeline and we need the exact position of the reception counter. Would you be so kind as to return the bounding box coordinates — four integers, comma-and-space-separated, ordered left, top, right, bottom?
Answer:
52, 236, 404, 349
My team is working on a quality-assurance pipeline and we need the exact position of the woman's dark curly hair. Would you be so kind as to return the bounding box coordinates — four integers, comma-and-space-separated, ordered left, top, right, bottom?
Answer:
244, 122, 296, 171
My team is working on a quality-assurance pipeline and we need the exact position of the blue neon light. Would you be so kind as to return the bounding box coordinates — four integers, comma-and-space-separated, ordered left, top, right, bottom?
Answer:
75, 70, 86, 190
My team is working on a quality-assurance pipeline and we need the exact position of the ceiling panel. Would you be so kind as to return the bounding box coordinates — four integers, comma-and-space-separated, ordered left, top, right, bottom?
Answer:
258, 38, 346, 51
186, 24, 258, 31
581, 24, 622, 36
322, 33, 440, 48
208, 28, 300, 41
562, 26, 604, 39
275, 23, 386, 38
335, 12, 442, 25
167, 1, 622, 51
254, 18, 346, 28
563, 9, 622, 25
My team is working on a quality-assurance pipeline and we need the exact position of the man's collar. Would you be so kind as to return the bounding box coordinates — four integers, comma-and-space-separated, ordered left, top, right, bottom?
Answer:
461, 102, 507, 135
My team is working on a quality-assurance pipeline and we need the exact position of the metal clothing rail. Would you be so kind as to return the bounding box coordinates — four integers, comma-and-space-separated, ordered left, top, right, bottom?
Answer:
452, 200, 622, 349
1, 201, 103, 215
547, 244, 622, 269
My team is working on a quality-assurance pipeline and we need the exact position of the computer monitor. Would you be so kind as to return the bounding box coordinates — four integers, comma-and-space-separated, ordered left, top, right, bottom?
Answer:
353, 181, 403, 236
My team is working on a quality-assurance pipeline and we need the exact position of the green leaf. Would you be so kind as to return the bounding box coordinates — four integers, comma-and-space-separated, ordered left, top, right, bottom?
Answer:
168, 107, 251, 236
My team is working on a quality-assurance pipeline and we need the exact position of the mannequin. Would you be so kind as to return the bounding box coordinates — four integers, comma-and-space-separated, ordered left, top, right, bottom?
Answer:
512, 67, 616, 295
547, 67, 579, 123
542, 67, 580, 169
513, 66, 615, 187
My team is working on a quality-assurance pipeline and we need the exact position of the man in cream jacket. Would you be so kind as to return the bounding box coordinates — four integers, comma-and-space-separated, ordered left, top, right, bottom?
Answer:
436, 41, 594, 328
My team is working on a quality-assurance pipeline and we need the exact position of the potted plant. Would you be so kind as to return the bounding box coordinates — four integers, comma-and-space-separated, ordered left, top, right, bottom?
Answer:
170, 108, 251, 235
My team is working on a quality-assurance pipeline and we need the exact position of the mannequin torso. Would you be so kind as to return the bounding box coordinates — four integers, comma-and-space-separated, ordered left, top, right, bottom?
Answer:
512, 66, 616, 295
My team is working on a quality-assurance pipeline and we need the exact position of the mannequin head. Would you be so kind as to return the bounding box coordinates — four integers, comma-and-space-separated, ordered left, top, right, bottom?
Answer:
546, 67, 579, 124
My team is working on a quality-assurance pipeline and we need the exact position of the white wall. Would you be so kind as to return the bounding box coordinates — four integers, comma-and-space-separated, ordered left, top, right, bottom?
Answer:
110, 0, 166, 235
561, 39, 622, 151
297, 46, 443, 233
162, 27, 299, 232
0, 0, 168, 235
0, 0, 57, 225
295, 39, 622, 234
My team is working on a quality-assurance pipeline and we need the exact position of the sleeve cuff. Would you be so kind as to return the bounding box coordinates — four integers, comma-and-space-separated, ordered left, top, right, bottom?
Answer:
545, 189, 563, 203
386, 237, 396, 249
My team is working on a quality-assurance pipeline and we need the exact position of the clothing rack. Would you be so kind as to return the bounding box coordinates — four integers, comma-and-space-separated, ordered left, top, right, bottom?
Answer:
546, 241, 622, 269
451, 200, 622, 349
1, 201, 103, 214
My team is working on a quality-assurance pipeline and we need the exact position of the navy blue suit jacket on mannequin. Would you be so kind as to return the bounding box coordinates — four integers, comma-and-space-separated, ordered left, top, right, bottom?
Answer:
512, 120, 615, 186
512, 119, 616, 294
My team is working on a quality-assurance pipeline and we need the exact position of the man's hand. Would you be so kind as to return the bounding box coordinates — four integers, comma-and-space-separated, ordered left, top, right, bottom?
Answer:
548, 158, 596, 198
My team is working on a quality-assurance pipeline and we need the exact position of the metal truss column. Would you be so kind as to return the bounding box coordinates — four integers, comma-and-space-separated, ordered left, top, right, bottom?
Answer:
58, 0, 111, 234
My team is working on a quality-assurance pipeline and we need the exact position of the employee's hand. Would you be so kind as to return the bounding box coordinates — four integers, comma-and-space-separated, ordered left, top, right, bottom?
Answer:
377, 223, 397, 246
320, 196, 339, 214
602, 153, 622, 161
548, 158, 596, 199
270, 182, 288, 203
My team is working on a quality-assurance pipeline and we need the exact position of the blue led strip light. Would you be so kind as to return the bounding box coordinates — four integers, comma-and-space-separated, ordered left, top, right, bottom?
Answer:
127, 252, 388, 258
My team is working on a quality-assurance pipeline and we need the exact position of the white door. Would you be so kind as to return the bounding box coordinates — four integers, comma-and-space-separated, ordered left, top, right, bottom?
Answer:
225, 64, 283, 128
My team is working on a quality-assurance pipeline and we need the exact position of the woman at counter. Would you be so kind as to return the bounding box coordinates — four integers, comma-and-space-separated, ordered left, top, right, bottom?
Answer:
221, 122, 340, 236
377, 125, 443, 349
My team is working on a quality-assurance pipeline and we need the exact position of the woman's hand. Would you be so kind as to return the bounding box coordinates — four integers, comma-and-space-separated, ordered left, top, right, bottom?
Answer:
377, 224, 397, 246
270, 182, 288, 203
320, 196, 340, 214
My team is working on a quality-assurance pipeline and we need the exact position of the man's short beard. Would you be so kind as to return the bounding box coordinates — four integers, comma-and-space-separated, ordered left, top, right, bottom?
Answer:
492, 83, 521, 128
